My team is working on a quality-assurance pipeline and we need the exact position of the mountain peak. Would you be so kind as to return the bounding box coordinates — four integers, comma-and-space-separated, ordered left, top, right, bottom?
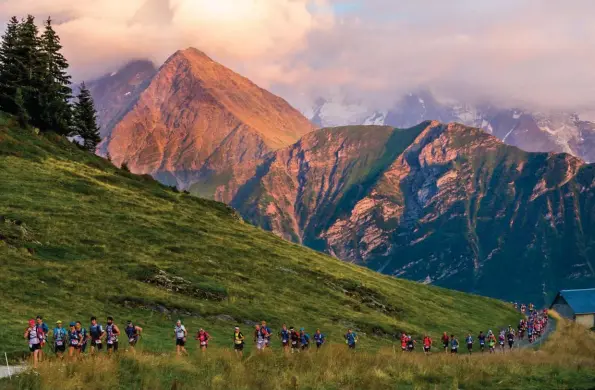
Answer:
174, 47, 214, 62
104, 47, 314, 200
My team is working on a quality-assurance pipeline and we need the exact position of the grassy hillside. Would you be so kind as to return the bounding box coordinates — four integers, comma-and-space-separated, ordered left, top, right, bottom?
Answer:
0, 116, 519, 357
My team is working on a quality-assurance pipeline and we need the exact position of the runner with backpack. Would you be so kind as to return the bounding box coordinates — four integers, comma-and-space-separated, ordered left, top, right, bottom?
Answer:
313, 329, 325, 349
344, 328, 358, 350
498, 331, 506, 352
68, 321, 83, 358
407, 335, 416, 352
89, 316, 105, 354
52, 320, 67, 358
254, 324, 266, 352
75, 321, 88, 353
233, 326, 245, 357
105, 316, 120, 354
423, 334, 432, 354
487, 331, 497, 353
35, 316, 49, 361
441, 332, 450, 352
465, 333, 473, 354
400, 333, 408, 352
507, 328, 515, 350
261, 321, 272, 348
125, 321, 143, 351
300, 328, 311, 351
174, 320, 188, 356
279, 324, 290, 353
478, 331, 486, 353
24, 319, 42, 368
195, 328, 210, 351
290, 326, 300, 353
450, 335, 459, 354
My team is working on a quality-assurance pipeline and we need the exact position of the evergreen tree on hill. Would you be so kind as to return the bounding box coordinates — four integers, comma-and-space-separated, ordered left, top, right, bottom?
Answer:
14, 15, 45, 130
0, 16, 22, 115
73, 82, 101, 152
39, 17, 72, 135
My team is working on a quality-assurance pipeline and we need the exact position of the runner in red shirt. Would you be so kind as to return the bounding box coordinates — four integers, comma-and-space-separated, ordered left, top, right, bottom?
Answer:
423, 334, 432, 354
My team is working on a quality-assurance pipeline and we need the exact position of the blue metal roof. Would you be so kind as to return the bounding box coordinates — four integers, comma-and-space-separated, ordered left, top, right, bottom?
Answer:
559, 289, 595, 314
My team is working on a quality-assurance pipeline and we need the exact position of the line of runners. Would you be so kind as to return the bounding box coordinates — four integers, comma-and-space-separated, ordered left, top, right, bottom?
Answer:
23, 308, 549, 367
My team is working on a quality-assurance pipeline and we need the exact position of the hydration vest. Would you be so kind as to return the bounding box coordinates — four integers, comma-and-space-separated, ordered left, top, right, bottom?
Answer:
125, 325, 138, 339
300, 333, 310, 345
54, 328, 66, 341
345, 333, 356, 345
90, 324, 103, 339
28, 327, 40, 345
69, 330, 80, 346
106, 324, 118, 343
280, 329, 289, 341
175, 325, 185, 339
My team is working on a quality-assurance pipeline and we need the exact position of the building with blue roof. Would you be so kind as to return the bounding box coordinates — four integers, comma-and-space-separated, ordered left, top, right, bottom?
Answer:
549, 288, 595, 328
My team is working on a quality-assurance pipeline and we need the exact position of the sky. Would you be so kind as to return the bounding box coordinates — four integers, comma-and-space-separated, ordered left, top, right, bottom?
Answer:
0, 0, 594, 111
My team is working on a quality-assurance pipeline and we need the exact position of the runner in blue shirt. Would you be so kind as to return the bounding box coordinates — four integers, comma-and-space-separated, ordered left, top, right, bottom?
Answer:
477, 331, 486, 353
300, 328, 310, 350
313, 329, 325, 349
279, 324, 290, 353
52, 320, 67, 358
450, 335, 459, 354
345, 328, 358, 349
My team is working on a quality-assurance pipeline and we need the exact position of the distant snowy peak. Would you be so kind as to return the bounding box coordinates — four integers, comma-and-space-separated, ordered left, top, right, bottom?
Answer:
306, 92, 595, 163
308, 96, 386, 128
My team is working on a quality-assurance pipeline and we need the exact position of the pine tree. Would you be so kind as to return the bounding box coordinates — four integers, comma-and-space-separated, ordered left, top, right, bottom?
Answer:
0, 16, 22, 115
73, 82, 101, 152
14, 87, 29, 127
14, 15, 45, 130
39, 17, 72, 135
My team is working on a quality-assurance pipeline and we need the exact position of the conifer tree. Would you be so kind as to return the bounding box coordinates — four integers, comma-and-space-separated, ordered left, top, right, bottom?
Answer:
0, 16, 22, 115
39, 17, 72, 135
73, 82, 101, 152
14, 15, 45, 129
14, 87, 29, 127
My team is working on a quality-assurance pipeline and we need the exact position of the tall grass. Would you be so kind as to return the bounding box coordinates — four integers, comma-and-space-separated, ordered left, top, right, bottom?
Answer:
4, 320, 595, 390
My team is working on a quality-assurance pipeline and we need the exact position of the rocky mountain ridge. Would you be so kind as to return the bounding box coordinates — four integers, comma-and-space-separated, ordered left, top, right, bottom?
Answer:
232, 121, 595, 303
306, 91, 595, 163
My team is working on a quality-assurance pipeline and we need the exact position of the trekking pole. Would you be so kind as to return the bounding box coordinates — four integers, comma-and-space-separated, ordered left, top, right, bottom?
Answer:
4, 352, 11, 380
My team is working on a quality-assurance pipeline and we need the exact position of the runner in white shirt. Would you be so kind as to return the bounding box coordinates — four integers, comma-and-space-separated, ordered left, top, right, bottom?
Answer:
174, 320, 188, 356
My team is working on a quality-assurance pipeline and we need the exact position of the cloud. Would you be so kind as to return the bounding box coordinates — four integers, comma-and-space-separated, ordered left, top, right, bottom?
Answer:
281, 0, 595, 110
0, 0, 332, 82
0, 0, 594, 110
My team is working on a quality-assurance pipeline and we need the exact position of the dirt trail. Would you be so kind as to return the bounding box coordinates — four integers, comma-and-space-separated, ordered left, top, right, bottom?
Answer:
0, 365, 25, 379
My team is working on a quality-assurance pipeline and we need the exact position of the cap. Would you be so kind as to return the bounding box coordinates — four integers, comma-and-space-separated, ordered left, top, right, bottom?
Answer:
28, 319, 35, 326
234, 327, 240, 330
56, 320, 62, 324
300, 327, 305, 331
70, 322, 76, 326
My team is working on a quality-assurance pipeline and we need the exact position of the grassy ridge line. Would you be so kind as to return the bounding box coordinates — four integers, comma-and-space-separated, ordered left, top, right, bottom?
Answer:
0, 116, 518, 356
2, 320, 595, 390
